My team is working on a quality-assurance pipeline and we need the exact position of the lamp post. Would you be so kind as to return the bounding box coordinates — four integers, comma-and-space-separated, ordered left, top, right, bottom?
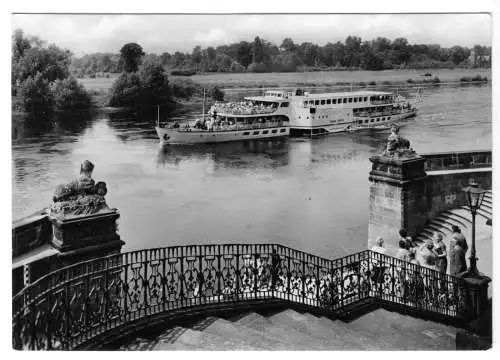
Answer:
461, 180, 487, 276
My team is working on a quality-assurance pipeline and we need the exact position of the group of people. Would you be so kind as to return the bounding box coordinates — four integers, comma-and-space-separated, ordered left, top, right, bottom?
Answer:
371, 226, 469, 277
211, 101, 278, 116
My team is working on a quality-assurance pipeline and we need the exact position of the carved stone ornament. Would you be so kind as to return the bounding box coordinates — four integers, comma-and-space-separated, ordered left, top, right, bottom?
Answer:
381, 124, 418, 159
48, 160, 111, 219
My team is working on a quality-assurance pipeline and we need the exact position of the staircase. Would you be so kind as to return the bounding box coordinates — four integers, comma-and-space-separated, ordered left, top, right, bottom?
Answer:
116, 308, 459, 350
415, 190, 492, 244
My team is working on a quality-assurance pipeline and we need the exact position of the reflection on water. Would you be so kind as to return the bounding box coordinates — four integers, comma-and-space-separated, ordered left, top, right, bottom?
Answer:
12, 84, 491, 260
157, 139, 291, 170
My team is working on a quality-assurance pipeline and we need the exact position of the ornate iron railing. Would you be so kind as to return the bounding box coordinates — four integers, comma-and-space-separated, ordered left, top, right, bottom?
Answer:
12, 244, 468, 350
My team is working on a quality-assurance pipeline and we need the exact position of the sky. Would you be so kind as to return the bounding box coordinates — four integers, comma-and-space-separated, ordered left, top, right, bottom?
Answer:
11, 13, 492, 56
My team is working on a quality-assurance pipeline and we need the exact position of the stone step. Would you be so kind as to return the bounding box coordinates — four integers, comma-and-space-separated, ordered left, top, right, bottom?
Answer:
119, 337, 157, 351
430, 218, 454, 233
347, 310, 438, 350
267, 309, 362, 349
153, 325, 257, 351
426, 223, 450, 237
444, 210, 472, 225
234, 312, 328, 350
315, 316, 396, 350
357, 309, 456, 350
299, 312, 387, 350
437, 213, 469, 230
197, 316, 287, 350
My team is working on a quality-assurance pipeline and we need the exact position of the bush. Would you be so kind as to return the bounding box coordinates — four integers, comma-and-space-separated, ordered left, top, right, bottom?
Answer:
208, 85, 225, 101
51, 76, 91, 111
169, 77, 199, 99
170, 69, 196, 76
17, 73, 53, 114
108, 72, 142, 107
247, 62, 270, 73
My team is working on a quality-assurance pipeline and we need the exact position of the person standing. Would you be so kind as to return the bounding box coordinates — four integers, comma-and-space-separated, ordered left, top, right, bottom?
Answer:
370, 237, 386, 285
450, 243, 467, 276
433, 233, 448, 274
451, 225, 468, 253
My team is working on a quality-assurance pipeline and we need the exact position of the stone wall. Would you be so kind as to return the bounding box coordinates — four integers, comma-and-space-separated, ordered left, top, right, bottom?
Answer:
368, 150, 492, 254
426, 169, 492, 222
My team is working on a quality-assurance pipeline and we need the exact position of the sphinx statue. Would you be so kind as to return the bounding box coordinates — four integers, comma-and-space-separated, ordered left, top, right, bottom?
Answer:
382, 124, 417, 158
49, 160, 110, 218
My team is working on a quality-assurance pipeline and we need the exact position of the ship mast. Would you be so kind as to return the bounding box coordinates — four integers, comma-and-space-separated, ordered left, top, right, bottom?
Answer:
202, 88, 206, 120
157, 104, 160, 127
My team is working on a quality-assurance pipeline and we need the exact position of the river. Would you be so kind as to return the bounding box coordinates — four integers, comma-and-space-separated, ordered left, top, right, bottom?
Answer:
12, 83, 491, 260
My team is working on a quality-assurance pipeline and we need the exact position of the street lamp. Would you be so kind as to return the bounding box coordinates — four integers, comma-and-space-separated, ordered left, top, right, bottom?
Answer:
462, 180, 487, 276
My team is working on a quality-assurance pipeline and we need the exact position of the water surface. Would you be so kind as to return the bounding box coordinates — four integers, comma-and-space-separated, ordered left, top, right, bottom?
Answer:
12, 84, 492, 261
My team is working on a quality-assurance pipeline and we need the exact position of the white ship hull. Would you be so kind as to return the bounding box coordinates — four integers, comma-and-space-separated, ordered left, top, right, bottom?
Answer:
290, 109, 417, 136
156, 126, 290, 145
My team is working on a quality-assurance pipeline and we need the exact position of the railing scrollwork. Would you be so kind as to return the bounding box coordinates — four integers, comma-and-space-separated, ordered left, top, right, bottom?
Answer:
13, 244, 468, 350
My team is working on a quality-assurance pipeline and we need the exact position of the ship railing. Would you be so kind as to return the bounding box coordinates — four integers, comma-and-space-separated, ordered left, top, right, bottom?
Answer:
176, 121, 288, 133
13, 245, 468, 350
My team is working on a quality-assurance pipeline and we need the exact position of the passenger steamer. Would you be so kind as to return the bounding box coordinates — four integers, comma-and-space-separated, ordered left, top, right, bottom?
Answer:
155, 91, 290, 145
284, 88, 420, 136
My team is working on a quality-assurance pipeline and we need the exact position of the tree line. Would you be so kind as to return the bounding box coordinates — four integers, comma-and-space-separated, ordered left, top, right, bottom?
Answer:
12, 31, 224, 117
12, 29, 91, 116
108, 43, 224, 110
70, 36, 492, 76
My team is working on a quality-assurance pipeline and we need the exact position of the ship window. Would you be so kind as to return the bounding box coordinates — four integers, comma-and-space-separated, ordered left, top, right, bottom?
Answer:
310, 108, 316, 114
321, 100, 325, 105
326, 99, 331, 104
243, 132, 250, 135
253, 131, 259, 135
371, 119, 375, 122
349, 98, 353, 103
365, 119, 369, 123
364, 97, 368, 101
263, 130, 269, 134
281, 102, 289, 107
343, 98, 347, 103
280, 128, 286, 133
388, 117, 391, 120
358, 120, 363, 124
315, 100, 320, 105
359, 97, 363, 102
309, 100, 314, 105
303, 101, 308, 106
332, 99, 337, 104
271, 129, 277, 134
382, 117, 385, 121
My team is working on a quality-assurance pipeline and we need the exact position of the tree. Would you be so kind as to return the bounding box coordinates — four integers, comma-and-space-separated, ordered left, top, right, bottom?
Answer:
235, 41, 253, 69
343, 36, 362, 67
51, 76, 91, 111
252, 36, 266, 64
119, 43, 145, 73
450, 46, 469, 65
18, 73, 53, 115
108, 72, 142, 107
12, 29, 31, 62
280, 38, 297, 53
138, 59, 170, 105
192, 45, 203, 72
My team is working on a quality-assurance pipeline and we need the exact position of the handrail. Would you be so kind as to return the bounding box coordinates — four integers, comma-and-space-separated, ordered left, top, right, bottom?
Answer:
12, 244, 468, 350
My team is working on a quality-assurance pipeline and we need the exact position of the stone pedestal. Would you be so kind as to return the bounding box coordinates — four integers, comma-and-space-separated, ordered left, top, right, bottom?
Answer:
459, 273, 491, 321
368, 154, 428, 253
49, 209, 124, 260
